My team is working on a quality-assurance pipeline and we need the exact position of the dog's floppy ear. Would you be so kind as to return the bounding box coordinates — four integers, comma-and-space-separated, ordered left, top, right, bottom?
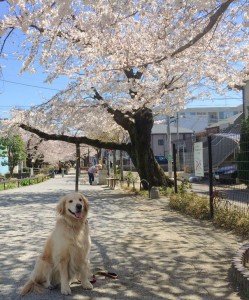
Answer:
81, 194, 89, 214
56, 196, 66, 215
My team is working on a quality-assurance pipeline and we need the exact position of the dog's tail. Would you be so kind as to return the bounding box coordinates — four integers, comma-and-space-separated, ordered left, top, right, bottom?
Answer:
19, 279, 43, 296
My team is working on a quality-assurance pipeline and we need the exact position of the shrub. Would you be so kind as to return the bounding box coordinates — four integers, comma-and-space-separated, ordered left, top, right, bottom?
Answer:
20, 179, 29, 186
124, 171, 138, 186
169, 191, 210, 220
40, 167, 50, 174
158, 186, 174, 197
169, 190, 249, 238
213, 207, 249, 237
0, 182, 17, 191
236, 217, 249, 236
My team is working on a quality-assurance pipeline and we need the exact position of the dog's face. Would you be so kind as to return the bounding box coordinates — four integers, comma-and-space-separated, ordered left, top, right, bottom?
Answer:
57, 192, 89, 220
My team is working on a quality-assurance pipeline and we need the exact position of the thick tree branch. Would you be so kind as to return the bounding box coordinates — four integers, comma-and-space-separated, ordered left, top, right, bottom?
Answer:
160, 0, 234, 62
92, 87, 135, 130
124, 69, 143, 80
122, 0, 234, 70
172, 0, 234, 57
19, 124, 131, 153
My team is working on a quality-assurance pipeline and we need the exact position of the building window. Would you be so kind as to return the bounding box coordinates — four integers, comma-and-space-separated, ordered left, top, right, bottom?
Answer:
219, 112, 226, 119
158, 139, 164, 146
208, 112, 218, 123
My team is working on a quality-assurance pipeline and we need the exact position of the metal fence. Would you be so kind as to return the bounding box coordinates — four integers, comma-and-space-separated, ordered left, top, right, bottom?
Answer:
0, 175, 51, 190
172, 119, 249, 216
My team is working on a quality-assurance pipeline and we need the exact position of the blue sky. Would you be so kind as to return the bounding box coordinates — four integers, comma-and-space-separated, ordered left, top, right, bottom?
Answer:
0, 53, 71, 118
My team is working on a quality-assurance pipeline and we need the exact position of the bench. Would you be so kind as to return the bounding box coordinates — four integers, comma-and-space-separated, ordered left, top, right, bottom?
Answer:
106, 178, 119, 189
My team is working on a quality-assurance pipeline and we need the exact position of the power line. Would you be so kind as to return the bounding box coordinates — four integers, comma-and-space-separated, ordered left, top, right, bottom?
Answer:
0, 79, 61, 91
0, 79, 242, 100
0, 105, 31, 108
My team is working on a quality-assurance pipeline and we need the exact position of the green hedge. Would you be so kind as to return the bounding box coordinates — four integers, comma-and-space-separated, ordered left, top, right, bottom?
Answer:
0, 176, 49, 191
168, 181, 249, 238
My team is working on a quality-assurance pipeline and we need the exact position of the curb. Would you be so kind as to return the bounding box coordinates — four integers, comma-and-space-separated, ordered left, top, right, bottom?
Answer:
231, 243, 249, 297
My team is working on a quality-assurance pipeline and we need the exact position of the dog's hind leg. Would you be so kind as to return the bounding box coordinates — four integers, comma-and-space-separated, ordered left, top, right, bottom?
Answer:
43, 267, 54, 290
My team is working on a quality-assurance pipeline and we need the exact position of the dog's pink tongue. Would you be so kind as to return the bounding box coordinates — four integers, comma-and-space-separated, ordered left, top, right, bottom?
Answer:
75, 212, 82, 218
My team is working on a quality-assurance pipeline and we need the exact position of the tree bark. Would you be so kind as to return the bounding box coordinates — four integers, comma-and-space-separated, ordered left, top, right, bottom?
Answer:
125, 108, 173, 188
92, 87, 174, 188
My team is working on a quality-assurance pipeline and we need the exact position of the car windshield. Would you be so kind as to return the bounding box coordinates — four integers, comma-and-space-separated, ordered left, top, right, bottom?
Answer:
215, 165, 237, 173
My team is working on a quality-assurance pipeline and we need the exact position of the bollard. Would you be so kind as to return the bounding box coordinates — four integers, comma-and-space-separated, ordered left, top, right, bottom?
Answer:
150, 186, 160, 199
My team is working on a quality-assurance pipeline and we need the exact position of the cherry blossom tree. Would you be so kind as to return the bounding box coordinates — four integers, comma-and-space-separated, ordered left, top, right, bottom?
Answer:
25, 135, 75, 167
1, 0, 248, 187
20, 130, 96, 168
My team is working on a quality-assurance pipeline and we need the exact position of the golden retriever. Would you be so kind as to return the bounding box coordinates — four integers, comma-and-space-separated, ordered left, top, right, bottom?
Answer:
19, 192, 93, 296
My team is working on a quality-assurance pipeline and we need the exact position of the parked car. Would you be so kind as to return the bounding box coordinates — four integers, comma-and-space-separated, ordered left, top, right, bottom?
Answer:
188, 176, 203, 183
155, 156, 168, 165
214, 165, 237, 183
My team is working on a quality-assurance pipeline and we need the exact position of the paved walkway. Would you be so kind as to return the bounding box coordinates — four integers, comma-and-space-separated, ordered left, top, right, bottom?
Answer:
0, 174, 245, 299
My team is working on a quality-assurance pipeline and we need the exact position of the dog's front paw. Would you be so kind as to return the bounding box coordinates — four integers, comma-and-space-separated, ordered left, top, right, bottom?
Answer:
82, 281, 93, 290
45, 284, 56, 290
61, 285, 71, 295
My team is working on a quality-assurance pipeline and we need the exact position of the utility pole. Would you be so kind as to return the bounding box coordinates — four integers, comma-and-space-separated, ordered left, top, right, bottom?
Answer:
242, 81, 249, 119
120, 150, 124, 181
176, 111, 180, 170
75, 143, 80, 192
167, 116, 173, 178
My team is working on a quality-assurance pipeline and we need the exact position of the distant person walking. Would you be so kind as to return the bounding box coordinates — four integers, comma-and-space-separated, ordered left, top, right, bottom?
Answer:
88, 165, 98, 185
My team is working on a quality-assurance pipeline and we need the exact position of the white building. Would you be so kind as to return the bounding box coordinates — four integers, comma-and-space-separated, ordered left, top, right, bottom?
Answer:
179, 104, 243, 125
151, 124, 193, 157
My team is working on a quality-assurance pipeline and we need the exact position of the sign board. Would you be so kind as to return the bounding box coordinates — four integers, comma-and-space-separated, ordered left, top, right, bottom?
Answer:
194, 142, 204, 177
167, 154, 173, 162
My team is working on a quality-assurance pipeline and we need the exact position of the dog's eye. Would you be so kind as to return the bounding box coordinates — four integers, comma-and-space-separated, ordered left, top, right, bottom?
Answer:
69, 200, 73, 203
79, 198, 82, 202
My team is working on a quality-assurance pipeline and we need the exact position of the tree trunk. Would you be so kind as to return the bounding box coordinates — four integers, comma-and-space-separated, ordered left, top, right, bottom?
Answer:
9, 166, 14, 177
126, 108, 173, 189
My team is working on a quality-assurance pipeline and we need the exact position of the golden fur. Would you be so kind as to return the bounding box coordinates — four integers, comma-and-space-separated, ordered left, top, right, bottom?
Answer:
19, 192, 93, 296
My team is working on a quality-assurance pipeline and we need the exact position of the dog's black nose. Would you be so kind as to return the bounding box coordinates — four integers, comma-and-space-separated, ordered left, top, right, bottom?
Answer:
76, 203, 82, 211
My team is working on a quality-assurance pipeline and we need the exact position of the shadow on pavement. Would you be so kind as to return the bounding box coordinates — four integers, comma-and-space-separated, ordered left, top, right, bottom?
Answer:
0, 177, 244, 300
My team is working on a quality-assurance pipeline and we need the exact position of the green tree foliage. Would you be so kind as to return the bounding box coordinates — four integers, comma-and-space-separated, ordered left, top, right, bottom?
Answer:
238, 115, 249, 187
0, 134, 27, 176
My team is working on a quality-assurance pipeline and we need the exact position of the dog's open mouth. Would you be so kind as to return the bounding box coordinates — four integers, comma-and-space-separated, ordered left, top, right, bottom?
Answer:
68, 209, 82, 218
